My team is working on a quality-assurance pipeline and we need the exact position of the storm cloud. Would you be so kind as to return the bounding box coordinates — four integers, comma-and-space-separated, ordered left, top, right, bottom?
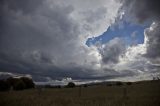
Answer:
120, 0, 160, 63
0, 0, 160, 83
115, 0, 160, 80
101, 37, 126, 64
121, 0, 160, 23
0, 0, 123, 81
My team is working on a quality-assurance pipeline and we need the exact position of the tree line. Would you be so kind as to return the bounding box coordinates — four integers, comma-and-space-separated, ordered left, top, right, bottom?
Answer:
0, 77, 35, 91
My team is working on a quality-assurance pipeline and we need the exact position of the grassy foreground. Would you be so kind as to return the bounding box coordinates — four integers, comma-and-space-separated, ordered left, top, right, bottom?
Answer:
0, 80, 160, 106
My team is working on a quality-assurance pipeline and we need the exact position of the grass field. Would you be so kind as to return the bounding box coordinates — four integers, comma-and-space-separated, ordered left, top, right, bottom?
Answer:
0, 80, 160, 106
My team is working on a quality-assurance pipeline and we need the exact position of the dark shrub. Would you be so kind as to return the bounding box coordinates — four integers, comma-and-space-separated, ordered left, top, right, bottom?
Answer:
66, 82, 76, 88
107, 83, 112, 86
0, 80, 11, 91
126, 82, 132, 85
6, 77, 35, 90
83, 84, 88, 87
13, 79, 26, 90
116, 82, 123, 86
6, 77, 15, 86
7, 77, 24, 90
21, 77, 35, 89
45, 85, 52, 88
56, 85, 61, 88
52, 85, 61, 88
45, 85, 61, 88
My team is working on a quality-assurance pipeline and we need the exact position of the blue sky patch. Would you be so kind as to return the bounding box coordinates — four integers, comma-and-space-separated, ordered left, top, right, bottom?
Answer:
86, 21, 149, 46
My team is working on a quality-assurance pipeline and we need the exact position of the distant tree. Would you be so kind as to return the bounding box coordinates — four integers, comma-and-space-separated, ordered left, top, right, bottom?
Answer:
106, 83, 112, 86
21, 77, 35, 89
126, 82, 132, 85
13, 79, 26, 90
56, 85, 61, 88
66, 82, 76, 88
0, 80, 11, 91
6, 77, 35, 90
153, 77, 156, 80
45, 85, 52, 88
116, 82, 123, 86
51, 85, 61, 88
6, 77, 16, 86
83, 84, 88, 87
153, 77, 160, 80
45, 85, 61, 88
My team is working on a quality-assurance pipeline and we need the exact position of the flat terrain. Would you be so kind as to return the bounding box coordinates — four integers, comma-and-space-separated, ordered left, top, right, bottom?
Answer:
0, 80, 160, 106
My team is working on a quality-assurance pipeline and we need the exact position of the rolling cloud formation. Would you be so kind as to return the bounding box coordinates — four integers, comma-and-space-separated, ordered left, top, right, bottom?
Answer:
0, 0, 160, 83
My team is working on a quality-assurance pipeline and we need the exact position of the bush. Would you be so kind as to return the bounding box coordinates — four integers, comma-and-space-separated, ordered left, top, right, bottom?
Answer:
0, 80, 11, 91
116, 82, 123, 86
83, 84, 88, 87
106, 83, 112, 86
6, 77, 35, 90
45, 85, 61, 88
66, 82, 76, 88
21, 77, 35, 89
6, 77, 16, 86
13, 80, 26, 90
126, 82, 132, 85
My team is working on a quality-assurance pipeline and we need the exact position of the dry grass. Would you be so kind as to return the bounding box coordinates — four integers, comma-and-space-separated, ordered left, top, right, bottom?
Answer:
0, 80, 160, 106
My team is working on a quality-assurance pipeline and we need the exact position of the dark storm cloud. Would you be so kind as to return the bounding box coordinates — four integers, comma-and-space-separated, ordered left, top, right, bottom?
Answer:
0, 0, 80, 81
100, 37, 126, 64
81, 7, 107, 23
0, 50, 97, 80
121, 0, 160, 23
0, 0, 43, 14
0, 0, 43, 33
121, 0, 160, 62
0, 0, 123, 82
2, 0, 153, 82
0, 0, 78, 61
145, 22, 160, 60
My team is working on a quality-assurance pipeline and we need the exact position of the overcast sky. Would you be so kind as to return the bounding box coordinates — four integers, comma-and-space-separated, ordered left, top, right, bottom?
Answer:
0, 0, 160, 84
